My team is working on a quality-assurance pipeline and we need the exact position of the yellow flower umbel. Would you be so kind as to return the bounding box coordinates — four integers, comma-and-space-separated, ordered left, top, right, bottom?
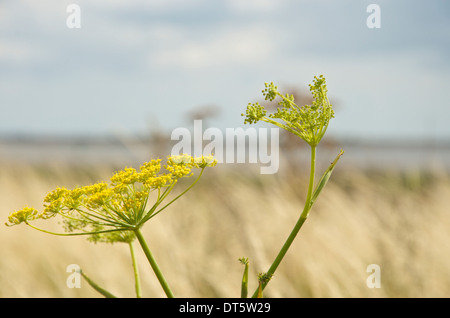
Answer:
242, 75, 334, 147
6, 154, 216, 298
6, 154, 216, 243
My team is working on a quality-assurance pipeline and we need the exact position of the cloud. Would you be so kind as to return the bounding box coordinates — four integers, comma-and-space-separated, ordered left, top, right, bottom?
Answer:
279, 48, 450, 139
227, 0, 285, 13
1, 0, 449, 140
151, 25, 275, 69
0, 40, 53, 66
89, 0, 209, 11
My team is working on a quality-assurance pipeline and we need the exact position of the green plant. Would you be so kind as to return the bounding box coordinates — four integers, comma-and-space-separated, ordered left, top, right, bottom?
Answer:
241, 75, 343, 297
6, 154, 216, 298
6, 75, 343, 298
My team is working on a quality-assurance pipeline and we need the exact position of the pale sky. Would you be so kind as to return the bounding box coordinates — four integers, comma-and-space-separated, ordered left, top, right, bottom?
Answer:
1, 0, 449, 142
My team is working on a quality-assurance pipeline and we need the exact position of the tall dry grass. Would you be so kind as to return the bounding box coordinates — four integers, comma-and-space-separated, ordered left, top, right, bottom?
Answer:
1, 155, 450, 298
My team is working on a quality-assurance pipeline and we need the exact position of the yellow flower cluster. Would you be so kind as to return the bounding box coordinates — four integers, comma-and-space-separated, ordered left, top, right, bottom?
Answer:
5, 206, 39, 226
5, 154, 216, 243
242, 75, 334, 147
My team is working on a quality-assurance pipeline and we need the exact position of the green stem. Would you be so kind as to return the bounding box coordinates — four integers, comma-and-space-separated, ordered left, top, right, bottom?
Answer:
134, 227, 174, 298
128, 241, 142, 298
251, 145, 316, 298
303, 145, 316, 217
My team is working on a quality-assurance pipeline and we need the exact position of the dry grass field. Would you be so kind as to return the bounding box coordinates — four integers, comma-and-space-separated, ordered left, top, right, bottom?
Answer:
1, 148, 450, 298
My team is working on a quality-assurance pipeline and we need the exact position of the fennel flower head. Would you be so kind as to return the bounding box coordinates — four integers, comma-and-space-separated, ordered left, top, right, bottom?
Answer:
242, 75, 334, 147
5, 154, 216, 244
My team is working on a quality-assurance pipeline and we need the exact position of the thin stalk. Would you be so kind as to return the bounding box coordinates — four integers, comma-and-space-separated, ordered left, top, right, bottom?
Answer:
251, 145, 316, 298
64, 207, 128, 227
24, 221, 129, 237
128, 241, 142, 298
138, 184, 176, 225
134, 227, 174, 298
76, 205, 130, 226
135, 188, 151, 222
261, 117, 301, 139
146, 168, 205, 222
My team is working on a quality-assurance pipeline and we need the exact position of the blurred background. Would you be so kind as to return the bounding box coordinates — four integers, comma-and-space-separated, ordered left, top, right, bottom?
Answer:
1, 0, 450, 297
